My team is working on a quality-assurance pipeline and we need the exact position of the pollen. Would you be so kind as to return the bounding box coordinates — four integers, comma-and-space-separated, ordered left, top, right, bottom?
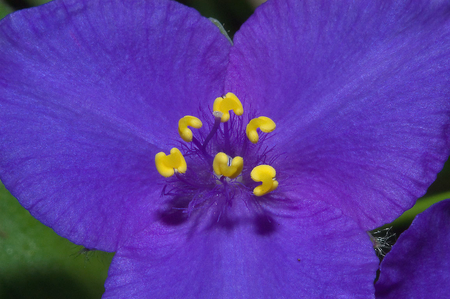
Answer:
251, 165, 278, 196
156, 92, 279, 199
213, 92, 244, 122
178, 115, 202, 142
213, 152, 244, 179
246, 116, 276, 144
155, 148, 187, 177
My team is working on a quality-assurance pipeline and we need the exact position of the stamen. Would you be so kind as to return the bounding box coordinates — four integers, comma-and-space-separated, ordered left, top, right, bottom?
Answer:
202, 113, 222, 151
213, 152, 244, 179
155, 148, 187, 177
213, 92, 244, 122
157, 92, 280, 206
178, 115, 202, 142
251, 165, 278, 196
246, 117, 276, 144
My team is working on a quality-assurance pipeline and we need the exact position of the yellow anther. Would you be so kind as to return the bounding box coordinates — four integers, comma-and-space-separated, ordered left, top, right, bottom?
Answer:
251, 165, 278, 196
246, 117, 276, 144
178, 115, 203, 142
213, 152, 244, 179
155, 148, 187, 177
213, 92, 244, 122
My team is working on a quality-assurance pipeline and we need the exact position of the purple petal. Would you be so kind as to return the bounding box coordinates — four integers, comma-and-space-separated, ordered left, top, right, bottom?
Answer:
0, 0, 230, 251
103, 197, 378, 298
226, 0, 450, 229
375, 199, 450, 299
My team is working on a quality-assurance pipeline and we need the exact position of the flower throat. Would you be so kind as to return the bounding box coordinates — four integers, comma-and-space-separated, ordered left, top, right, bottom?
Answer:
155, 93, 278, 215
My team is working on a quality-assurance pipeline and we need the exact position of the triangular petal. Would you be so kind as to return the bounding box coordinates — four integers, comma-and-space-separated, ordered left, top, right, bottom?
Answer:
0, 0, 230, 251
104, 197, 378, 298
226, 0, 450, 229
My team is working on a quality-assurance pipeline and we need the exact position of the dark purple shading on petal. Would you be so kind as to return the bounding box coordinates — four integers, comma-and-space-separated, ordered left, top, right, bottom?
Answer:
376, 199, 450, 299
0, 0, 230, 251
103, 197, 378, 298
226, 0, 450, 229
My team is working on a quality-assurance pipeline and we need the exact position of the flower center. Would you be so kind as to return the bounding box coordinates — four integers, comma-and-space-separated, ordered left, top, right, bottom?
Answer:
155, 93, 278, 217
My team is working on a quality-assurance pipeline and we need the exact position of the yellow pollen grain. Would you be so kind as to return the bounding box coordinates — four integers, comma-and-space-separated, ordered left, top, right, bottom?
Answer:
213, 152, 244, 179
213, 92, 243, 122
178, 115, 202, 142
246, 116, 276, 144
251, 165, 278, 196
155, 148, 187, 177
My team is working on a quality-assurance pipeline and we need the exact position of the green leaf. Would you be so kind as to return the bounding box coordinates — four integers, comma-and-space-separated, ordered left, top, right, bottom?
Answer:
0, 183, 113, 299
0, 1, 13, 20
392, 191, 450, 226
374, 191, 450, 232
24, 0, 52, 6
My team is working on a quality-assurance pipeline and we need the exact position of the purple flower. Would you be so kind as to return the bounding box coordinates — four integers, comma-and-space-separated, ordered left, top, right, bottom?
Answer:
1, 0, 449, 297
376, 199, 450, 299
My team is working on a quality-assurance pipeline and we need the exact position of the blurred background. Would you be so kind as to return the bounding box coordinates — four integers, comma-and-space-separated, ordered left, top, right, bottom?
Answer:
0, 0, 449, 298
0, 0, 266, 31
